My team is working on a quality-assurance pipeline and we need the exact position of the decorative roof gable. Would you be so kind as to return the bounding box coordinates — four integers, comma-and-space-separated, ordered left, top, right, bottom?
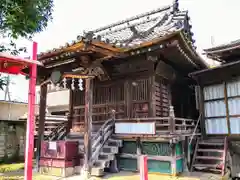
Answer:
38, 0, 196, 58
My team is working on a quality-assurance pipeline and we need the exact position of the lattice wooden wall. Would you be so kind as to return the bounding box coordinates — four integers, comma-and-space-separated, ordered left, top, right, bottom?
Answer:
154, 76, 170, 117
71, 75, 171, 132
131, 78, 149, 118
72, 80, 125, 132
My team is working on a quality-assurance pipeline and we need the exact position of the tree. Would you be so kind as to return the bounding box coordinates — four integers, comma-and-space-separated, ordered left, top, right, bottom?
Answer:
0, 0, 54, 55
0, 0, 54, 90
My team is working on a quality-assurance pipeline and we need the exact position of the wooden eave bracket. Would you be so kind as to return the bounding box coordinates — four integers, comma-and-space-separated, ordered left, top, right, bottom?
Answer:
39, 40, 122, 62
178, 32, 208, 69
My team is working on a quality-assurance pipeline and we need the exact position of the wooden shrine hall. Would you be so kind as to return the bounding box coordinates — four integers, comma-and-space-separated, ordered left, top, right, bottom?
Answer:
32, 0, 209, 178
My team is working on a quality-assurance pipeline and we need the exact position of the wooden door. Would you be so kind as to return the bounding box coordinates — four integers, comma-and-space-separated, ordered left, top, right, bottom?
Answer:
129, 78, 150, 118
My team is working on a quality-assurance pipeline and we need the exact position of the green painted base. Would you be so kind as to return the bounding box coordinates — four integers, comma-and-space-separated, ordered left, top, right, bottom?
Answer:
118, 140, 185, 175
118, 158, 137, 171
147, 159, 171, 174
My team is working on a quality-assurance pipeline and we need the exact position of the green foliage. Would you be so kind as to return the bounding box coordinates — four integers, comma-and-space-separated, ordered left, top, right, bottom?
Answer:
0, 162, 24, 173
0, 0, 54, 55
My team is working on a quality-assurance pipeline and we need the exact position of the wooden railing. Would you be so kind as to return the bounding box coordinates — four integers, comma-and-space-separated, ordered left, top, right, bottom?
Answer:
68, 116, 197, 136
189, 113, 202, 146
113, 116, 197, 135
45, 121, 67, 141
35, 115, 67, 137
222, 136, 228, 176
90, 110, 116, 166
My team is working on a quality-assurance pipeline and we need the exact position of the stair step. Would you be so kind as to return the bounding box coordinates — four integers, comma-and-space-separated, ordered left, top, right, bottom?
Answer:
193, 163, 222, 168
197, 149, 224, 153
91, 167, 104, 177
67, 133, 96, 139
199, 142, 224, 146
98, 153, 114, 161
93, 159, 110, 168
102, 146, 119, 154
195, 156, 223, 160
76, 139, 122, 147
66, 131, 121, 177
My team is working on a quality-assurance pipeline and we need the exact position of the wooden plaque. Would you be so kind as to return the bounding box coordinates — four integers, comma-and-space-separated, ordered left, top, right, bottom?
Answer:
115, 122, 156, 135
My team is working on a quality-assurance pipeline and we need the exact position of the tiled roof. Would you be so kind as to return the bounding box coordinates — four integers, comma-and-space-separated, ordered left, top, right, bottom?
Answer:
204, 39, 240, 54
90, 6, 193, 48
38, 0, 195, 58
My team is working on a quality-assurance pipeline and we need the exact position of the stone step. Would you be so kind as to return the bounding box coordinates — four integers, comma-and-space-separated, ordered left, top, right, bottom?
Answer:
93, 159, 111, 169
66, 132, 120, 177
75, 166, 105, 177
91, 167, 104, 177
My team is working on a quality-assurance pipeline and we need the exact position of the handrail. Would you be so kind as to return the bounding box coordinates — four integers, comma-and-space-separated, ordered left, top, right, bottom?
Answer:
174, 117, 197, 122
116, 117, 169, 121
45, 121, 66, 141
114, 116, 196, 135
222, 136, 228, 176
90, 110, 116, 166
92, 119, 114, 148
36, 115, 68, 121
189, 113, 202, 146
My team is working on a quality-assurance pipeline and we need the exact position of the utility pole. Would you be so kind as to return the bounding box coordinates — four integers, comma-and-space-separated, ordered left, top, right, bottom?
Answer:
4, 75, 11, 101
211, 36, 215, 47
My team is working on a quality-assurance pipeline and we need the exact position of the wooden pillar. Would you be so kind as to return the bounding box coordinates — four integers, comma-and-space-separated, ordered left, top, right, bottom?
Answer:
169, 106, 175, 134
36, 84, 47, 171
124, 80, 131, 118
83, 77, 93, 175
149, 76, 155, 117
136, 137, 142, 171
67, 90, 74, 134
184, 136, 190, 171
167, 83, 172, 107
198, 85, 206, 137
224, 82, 231, 135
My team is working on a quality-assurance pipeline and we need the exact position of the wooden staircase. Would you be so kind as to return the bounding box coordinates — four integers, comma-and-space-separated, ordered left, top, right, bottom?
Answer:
67, 117, 122, 177
35, 115, 67, 140
67, 133, 122, 176
35, 113, 122, 177
191, 138, 227, 175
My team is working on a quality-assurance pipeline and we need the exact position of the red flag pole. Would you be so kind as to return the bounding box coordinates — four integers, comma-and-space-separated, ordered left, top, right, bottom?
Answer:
24, 42, 37, 180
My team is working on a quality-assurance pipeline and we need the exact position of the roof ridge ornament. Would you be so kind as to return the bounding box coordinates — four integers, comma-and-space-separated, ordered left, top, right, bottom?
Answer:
83, 31, 94, 42
172, 0, 179, 12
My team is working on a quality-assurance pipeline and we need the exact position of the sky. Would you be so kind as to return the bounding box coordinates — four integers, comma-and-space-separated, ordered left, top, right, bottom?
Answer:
2, 0, 240, 102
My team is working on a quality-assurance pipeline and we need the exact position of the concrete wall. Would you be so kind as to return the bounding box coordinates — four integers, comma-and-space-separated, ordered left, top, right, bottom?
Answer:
0, 121, 25, 162
0, 101, 28, 121
0, 101, 37, 162
0, 101, 39, 120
